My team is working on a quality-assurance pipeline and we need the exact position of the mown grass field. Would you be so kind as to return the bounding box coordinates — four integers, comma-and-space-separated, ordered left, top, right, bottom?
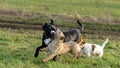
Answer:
0, 0, 120, 16
0, 0, 120, 68
0, 27, 119, 68
0, 0, 120, 24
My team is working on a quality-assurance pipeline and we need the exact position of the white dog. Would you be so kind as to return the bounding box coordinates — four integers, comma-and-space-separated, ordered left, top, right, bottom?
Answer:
79, 38, 109, 57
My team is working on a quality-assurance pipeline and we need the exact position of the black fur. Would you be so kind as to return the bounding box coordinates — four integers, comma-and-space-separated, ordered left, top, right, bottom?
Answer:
34, 33, 49, 57
60, 20, 83, 42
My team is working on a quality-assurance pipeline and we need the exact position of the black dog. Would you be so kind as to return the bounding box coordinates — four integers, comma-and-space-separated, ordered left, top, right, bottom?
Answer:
34, 20, 54, 57
34, 20, 83, 60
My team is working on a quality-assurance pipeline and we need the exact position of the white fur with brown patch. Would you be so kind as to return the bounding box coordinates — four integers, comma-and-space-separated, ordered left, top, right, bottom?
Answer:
80, 38, 109, 57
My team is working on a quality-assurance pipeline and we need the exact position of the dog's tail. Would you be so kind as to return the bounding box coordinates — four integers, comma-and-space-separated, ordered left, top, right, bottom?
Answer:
77, 20, 84, 31
101, 38, 109, 48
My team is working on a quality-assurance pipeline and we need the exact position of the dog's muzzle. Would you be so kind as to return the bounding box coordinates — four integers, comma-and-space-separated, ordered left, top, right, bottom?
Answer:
51, 30, 56, 38
51, 31, 56, 37
51, 30, 56, 35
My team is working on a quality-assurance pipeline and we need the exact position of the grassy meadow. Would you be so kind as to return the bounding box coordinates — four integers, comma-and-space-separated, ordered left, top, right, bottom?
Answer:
0, 0, 120, 68
0, 0, 120, 16
0, 27, 119, 68
0, 0, 120, 24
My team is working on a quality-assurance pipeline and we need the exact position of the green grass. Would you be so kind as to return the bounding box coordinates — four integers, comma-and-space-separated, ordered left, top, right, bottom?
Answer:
0, 0, 120, 68
0, 28, 119, 68
0, 0, 120, 24
0, 0, 120, 17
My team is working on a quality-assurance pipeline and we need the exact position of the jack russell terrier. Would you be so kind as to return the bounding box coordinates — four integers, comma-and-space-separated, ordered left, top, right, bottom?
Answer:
79, 37, 109, 57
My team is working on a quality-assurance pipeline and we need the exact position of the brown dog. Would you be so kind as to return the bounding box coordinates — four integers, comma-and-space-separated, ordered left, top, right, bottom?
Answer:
41, 27, 83, 62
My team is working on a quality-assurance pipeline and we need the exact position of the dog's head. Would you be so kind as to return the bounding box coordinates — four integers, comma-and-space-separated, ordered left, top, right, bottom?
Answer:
56, 28, 65, 40
77, 36, 86, 48
42, 19, 56, 38
42, 19, 65, 40
49, 27, 65, 41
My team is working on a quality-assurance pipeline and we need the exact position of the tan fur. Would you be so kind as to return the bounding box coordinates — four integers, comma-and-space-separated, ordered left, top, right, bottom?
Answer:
41, 28, 83, 62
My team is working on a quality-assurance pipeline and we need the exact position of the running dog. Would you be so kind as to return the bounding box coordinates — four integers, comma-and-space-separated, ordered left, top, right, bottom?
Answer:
41, 27, 83, 62
34, 20, 54, 57
34, 19, 84, 58
79, 37, 109, 57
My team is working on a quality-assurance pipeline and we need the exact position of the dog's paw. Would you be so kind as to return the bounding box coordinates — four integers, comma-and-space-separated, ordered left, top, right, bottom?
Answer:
34, 53, 38, 57
40, 48, 46, 51
42, 59, 48, 63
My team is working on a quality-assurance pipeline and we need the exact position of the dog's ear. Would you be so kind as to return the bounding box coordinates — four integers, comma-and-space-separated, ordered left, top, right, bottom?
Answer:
82, 42, 85, 44
80, 41, 85, 46
42, 23, 47, 30
50, 19, 54, 25
45, 23, 48, 26
77, 36, 83, 44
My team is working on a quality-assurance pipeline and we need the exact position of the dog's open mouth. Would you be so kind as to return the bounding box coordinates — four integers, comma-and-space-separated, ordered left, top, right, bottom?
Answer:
51, 36, 55, 40
60, 37, 65, 40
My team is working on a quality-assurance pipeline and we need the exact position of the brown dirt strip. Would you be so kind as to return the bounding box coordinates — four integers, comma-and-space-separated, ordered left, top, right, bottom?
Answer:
0, 21, 119, 37
0, 8, 120, 25
0, 21, 42, 30
83, 29, 120, 37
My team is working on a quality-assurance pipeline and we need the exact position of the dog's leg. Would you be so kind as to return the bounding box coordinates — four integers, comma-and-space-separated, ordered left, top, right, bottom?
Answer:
42, 53, 56, 63
40, 47, 49, 51
34, 46, 41, 57
74, 53, 79, 59
76, 51, 83, 58
52, 55, 57, 61
34, 44, 48, 57
74, 52, 82, 59
98, 51, 103, 57
86, 53, 91, 57
34, 34, 49, 57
